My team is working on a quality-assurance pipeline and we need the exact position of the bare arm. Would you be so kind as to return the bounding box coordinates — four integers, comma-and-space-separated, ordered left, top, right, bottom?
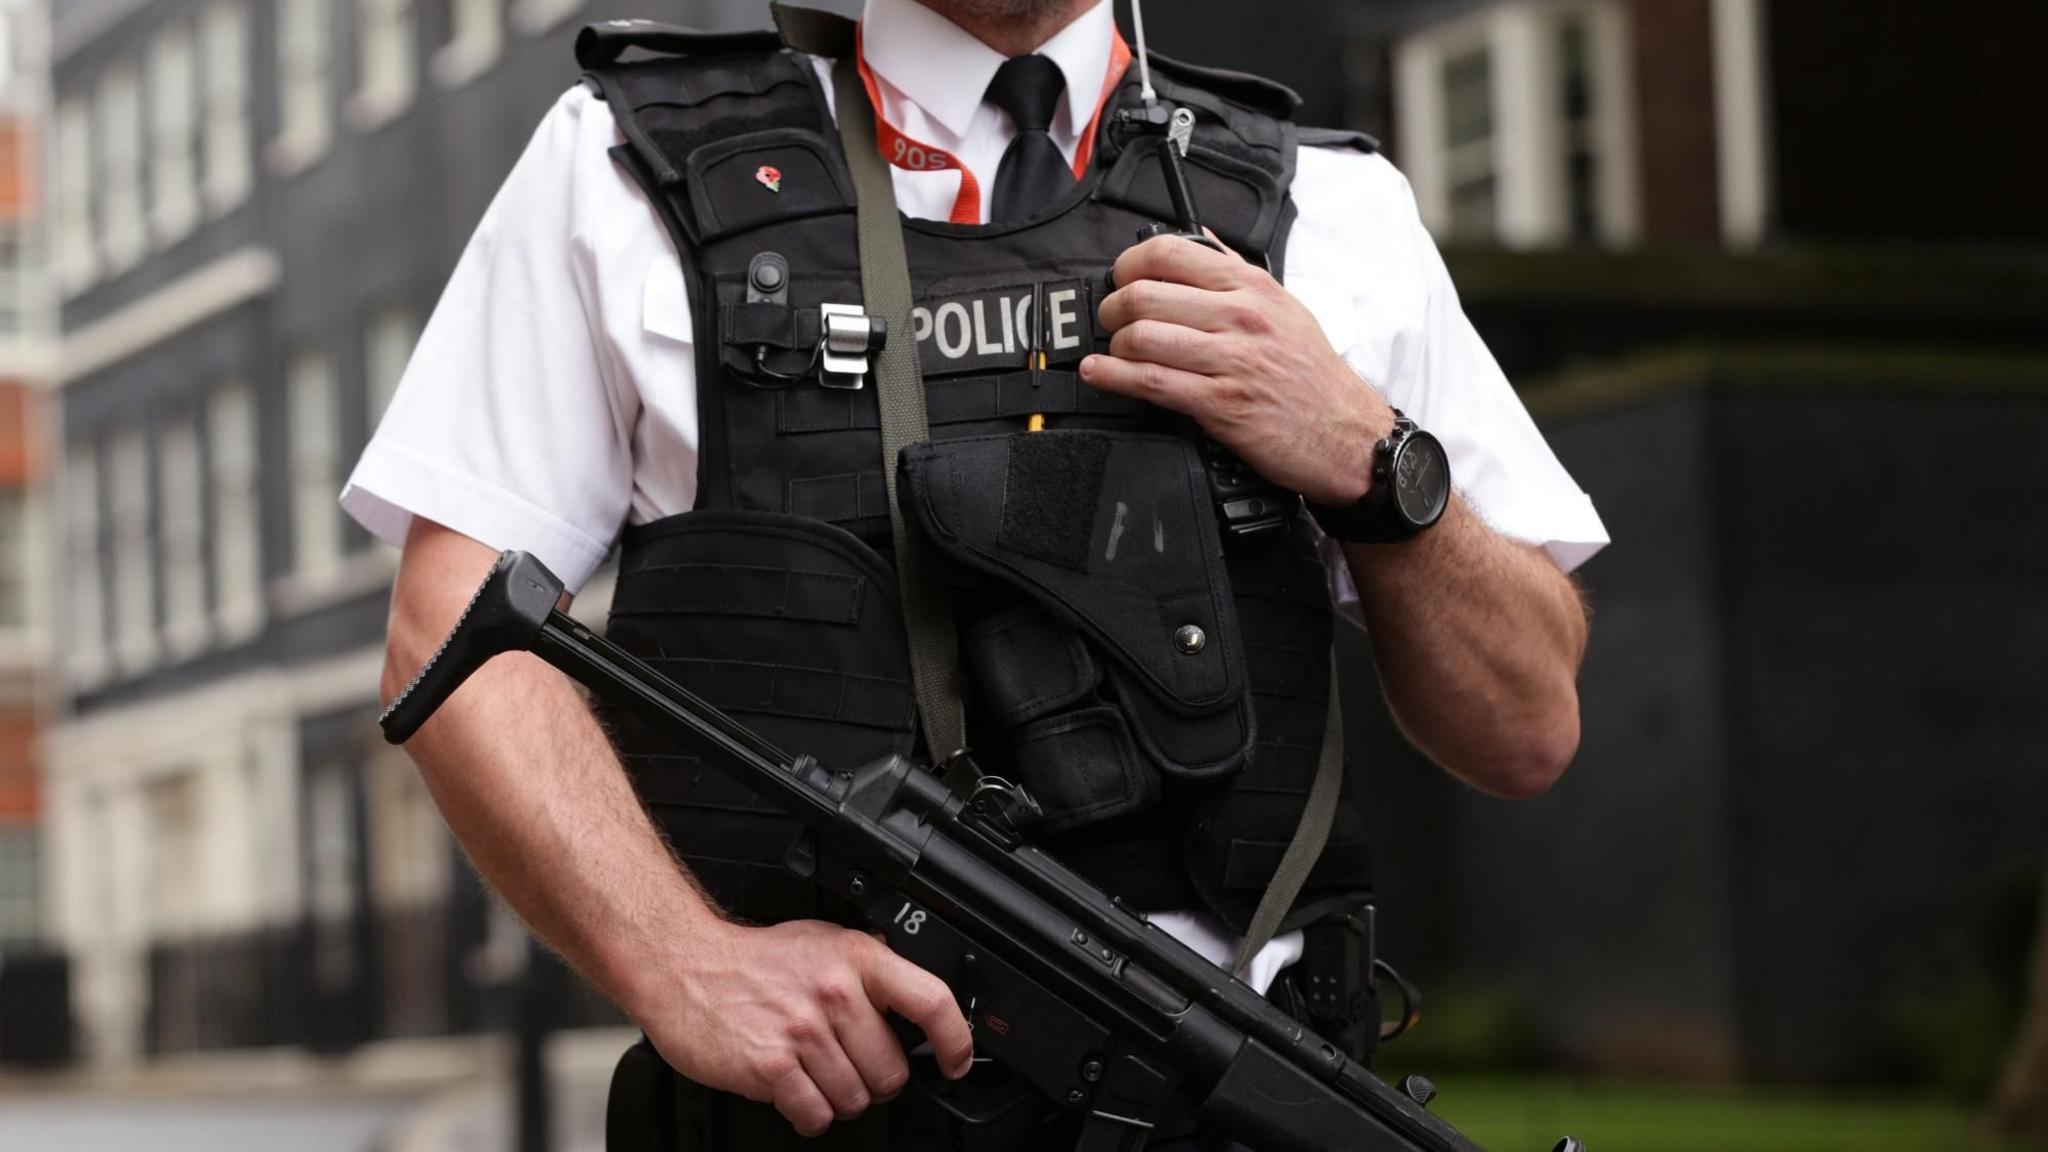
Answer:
1084, 236, 1587, 797
1339, 502, 1586, 797
383, 519, 971, 1133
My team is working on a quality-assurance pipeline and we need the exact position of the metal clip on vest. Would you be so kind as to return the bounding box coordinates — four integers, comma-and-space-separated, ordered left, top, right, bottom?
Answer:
818, 303, 888, 389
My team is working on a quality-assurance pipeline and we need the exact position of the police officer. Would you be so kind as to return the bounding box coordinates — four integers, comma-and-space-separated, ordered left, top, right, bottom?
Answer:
347, 0, 1608, 1146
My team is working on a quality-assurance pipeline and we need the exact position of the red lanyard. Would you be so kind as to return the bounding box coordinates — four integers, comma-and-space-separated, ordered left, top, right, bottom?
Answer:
854, 26, 1134, 225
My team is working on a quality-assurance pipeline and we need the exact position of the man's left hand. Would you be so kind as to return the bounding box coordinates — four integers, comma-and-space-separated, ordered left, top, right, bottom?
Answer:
1083, 234, 1390, 506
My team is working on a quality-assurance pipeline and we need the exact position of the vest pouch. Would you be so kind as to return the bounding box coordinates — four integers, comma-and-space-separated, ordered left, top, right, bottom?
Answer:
1011, 706, 1160, 835
902, 431, 1257, 783
1097, 134, 1286, 260
600, 510, 917, 922
720, 298, 823, 384
683, 127, 855, 244
961, 600, 1099, 730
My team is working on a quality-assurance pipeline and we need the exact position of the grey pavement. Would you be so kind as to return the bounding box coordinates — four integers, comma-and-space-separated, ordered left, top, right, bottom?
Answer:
0, 1093, 418, 1152
0, 1028, 636, 1152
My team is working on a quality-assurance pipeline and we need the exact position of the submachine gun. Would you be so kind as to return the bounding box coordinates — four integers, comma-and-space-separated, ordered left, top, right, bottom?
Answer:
381, 552, 1582, 1152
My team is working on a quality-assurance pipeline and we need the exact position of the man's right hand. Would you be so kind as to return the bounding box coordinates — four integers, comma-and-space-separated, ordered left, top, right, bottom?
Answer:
641, 918, 975, 1137
384, 520, 973, 1137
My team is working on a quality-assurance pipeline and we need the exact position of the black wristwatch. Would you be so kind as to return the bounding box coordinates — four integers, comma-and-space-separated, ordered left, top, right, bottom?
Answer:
1308, 410, 1451, 543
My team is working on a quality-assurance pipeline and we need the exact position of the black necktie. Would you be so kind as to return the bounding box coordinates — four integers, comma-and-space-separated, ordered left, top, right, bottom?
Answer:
985, 55, 1074, 223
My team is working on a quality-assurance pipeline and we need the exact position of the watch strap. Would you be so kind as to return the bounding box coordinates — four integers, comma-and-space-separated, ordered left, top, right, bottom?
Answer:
1308, 410, 1425, 544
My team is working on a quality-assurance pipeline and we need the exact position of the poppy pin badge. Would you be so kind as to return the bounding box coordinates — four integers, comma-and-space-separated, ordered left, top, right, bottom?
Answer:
756, 165, 783, 194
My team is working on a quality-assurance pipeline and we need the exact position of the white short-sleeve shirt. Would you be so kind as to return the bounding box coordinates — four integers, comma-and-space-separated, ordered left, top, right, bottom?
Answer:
341, 0, 1608, 987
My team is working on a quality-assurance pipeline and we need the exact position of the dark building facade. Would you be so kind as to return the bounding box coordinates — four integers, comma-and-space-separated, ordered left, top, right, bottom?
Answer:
1366, 253, 2048, 1083
1328, 0, 2048, 1086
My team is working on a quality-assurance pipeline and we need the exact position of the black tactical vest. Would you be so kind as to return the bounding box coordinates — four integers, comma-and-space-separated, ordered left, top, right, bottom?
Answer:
577, 14, 1375, 935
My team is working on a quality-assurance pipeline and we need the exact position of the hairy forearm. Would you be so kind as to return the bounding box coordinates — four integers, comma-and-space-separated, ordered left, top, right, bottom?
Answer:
1342, 497, 1587, 797
382, 523, 718, 1021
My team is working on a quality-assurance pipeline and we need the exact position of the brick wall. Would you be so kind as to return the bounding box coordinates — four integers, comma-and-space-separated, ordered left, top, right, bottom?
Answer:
0, 713, 34, 826
0, 382, 34, 486
1624, 0, 1720, 241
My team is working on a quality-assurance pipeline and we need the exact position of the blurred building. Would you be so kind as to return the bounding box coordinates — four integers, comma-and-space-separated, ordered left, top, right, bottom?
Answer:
36, 0, 786, 1069
1157, 0, 2046, 252
0, 0, 60, 1066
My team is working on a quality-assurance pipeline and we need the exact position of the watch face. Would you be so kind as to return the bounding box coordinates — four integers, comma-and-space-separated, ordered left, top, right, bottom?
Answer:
1391, 433, 1451, 528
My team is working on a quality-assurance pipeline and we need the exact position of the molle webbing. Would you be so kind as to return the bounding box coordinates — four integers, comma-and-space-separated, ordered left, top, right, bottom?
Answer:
579, 11, 1372, 933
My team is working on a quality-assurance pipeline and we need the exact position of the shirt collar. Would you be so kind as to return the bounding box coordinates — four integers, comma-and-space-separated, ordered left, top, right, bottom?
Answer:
859, 0, 1118, 142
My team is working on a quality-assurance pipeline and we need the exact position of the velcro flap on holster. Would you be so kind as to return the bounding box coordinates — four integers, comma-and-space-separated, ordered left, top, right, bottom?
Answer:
902, 431, 1255, 779
1011, 706, 1160, 835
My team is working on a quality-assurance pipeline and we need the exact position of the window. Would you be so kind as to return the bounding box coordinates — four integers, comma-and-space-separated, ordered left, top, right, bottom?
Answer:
201, 0, 253, 213
109, 427, 156, 674
352, 0, 417, 127
369, 744, 449, 910
161, 413, 209, 657
275, 0, 333, 170
146, 773, 204, 939
55, 98, 97, 294
63, 448, 107, 685
365, 305, 416, 427
370, 737, 453, 1037
150, 28, 202, 246
0, 829, 39, 944
306, 759, 360, 989
1397, 2, 1637, 247
1441, 46, 1497, 242
210, 382, 263, 641
0, 489, 24, 630
1559, 16, 1600, 244
290, 349, 342, 582
98, 65, 148, 275
0, 223, 32, 336
435, 0, 502, 87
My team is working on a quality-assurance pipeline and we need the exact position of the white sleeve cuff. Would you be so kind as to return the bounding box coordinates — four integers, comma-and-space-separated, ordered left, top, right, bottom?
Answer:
340, 438, 616, 593
1530, 491, 1610, 574
1466, 480, 1611, 576
1317, 483, 1608, 632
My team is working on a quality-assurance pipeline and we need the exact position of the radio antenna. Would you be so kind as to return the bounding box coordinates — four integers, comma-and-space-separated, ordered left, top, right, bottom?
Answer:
1131, 0, 1157, 104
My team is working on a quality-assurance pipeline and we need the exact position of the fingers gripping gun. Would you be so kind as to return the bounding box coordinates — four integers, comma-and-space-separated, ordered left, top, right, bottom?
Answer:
382, 552, 1583, 1152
